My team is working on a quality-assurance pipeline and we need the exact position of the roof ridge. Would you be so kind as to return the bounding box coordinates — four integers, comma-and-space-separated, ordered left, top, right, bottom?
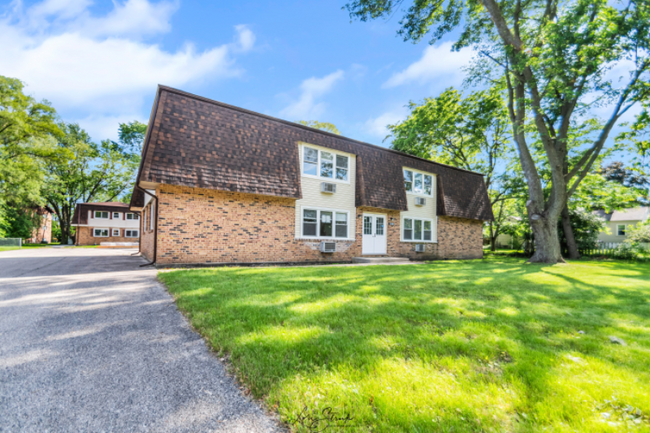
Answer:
157, 85, 487, 177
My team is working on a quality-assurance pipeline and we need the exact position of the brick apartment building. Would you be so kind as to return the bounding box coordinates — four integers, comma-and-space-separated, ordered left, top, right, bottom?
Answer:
72, 202, 140, 246
26, 207, 53, 244
129, 86, 494, 266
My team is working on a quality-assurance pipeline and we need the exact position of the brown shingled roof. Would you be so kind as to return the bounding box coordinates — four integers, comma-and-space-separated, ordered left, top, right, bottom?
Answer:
130, 86, 493, 221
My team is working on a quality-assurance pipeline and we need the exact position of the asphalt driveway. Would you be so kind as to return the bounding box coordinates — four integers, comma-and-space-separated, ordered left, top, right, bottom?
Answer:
0, 247, 281, 432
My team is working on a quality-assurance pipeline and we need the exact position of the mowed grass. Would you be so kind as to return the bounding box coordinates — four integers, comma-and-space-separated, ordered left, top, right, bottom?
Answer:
159, 259, 650, 432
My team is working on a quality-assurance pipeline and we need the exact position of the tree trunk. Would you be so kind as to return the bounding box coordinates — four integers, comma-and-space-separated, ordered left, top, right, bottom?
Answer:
561, 205, 580, 259
529, 214, 565, 263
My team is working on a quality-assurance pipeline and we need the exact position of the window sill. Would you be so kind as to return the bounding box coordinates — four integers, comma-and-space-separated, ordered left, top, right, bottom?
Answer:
301, 173, 351, 185
405, 192, 433, 198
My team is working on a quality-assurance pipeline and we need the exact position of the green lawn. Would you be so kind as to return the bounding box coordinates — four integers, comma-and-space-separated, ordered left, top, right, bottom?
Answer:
159, 259, 650, 432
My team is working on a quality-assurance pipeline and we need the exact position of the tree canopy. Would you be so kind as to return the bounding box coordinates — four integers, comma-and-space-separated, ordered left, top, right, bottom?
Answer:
346, 0, 650, 263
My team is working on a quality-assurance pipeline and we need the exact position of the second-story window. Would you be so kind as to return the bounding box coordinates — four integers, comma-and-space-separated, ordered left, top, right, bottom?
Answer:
94, 211, 109, 219
403, 169, 433, 196
303, 146, 349, 181
113, 212, 120, 219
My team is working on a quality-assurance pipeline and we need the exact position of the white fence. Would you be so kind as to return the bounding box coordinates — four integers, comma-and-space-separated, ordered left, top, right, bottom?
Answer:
581, 241, 650, 256
0, 238, 22, 248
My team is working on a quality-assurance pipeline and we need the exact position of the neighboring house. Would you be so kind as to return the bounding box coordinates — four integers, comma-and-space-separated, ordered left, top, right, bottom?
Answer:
593, 207, 650, 242
493, 216, 522, 248
71, 202, 140, 245
26, 207, 52, 244
129, 86, 494, 266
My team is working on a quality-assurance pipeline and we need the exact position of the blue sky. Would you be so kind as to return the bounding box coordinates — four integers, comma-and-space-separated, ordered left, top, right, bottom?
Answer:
0, 0, 473, 146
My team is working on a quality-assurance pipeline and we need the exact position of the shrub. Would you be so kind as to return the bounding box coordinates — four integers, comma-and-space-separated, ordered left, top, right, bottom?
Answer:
558, 208, 606, 251
613, 241, 646, 260
626, 223, 650, 243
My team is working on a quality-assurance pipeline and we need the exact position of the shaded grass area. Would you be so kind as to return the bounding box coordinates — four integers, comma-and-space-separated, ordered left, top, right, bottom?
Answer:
160, 259, 650, 432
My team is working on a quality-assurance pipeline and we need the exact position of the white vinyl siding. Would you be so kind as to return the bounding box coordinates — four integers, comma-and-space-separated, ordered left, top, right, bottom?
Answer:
295, 143, 356, 240
81, 210, 140, 229
400, 169, 437, 242
597, 220, 642, 242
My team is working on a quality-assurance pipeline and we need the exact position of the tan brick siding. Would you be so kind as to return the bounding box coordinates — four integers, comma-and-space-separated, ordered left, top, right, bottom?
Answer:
75, 226, 140, 246
27, 212, 52, 244
149, 185, 484, 265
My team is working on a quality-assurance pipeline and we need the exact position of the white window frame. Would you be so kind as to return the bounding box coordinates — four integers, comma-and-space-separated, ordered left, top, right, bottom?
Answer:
402, 217, 435, 243
403, 168, 434, 197
617, 224, 626, 236
93, 228, 109, 237
113, 212, 120, 219
300, 206, 352, 240
126, 213, 139, 220
125, 229, 139, 238
301, 145, 351, 184
94, 211, 109, 219
112, 229, 120, 237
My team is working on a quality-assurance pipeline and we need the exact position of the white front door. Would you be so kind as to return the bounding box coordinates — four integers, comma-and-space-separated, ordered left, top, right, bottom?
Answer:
362, 213, 387, 255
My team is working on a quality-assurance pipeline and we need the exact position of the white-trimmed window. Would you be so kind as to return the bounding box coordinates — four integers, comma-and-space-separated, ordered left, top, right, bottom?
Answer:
302, 208, 349, 239
113, 212, 120, 219
403, 169, 433, 196
94, 211, 109, 219
125, 230, 139, 238
403, 218, 433, 242
126, 213, 139, 220
112, 229, 120, 237
94, 228, 109, 237
303, 146, 349, 182
617, 224, 626, 236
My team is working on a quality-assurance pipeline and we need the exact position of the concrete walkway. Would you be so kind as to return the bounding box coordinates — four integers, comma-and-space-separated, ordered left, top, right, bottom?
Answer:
0, 247, 281, 432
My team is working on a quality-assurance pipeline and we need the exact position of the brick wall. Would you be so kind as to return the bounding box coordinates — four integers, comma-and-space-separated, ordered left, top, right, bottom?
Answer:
149, 185, 484, 265
75, 226, 140, 246
27, 212, 52, 244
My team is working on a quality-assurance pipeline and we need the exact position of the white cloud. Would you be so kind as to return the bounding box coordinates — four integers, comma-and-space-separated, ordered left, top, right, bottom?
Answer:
280, 70, 344, 119
383, 42, 473, 88
364, 106, 409, 139
0, 0, 255, 140
234, 24, 255, 52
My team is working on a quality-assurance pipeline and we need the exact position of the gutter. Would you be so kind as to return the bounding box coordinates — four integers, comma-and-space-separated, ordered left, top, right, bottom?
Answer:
135, 185, 158, 267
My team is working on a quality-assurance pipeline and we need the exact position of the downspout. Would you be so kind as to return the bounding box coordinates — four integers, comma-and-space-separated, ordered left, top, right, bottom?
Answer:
136, 184, 158, 267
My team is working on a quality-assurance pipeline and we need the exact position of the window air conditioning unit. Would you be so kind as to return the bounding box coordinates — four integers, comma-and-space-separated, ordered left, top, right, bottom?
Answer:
320, 241, 336, 253
321, 182, 336, 194
414, 244, 426, 253
415, 197, 426, 206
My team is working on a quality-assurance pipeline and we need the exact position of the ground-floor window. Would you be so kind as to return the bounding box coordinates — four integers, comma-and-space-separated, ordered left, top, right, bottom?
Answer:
302, 208, 349, 239
94, 228, 109, 237
125, 230, 139, 238
403, 218, 433, 241
112, 229, 120, 237
617, 224, 626, 236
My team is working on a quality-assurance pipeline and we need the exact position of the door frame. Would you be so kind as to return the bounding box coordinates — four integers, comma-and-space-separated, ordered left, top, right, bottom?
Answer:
362, 212, 387, 255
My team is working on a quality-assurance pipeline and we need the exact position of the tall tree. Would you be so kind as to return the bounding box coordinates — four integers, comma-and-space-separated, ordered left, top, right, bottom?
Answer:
42, 124, 139, 243
346, 0, 650, 263
388, 86, 516, 250
118, 121, 148, 154
0, 76, 63, 205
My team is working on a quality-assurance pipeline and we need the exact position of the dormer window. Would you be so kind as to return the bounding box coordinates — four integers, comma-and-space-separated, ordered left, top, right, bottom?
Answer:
403, 169, 433, 196
303, 146, 349, 181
